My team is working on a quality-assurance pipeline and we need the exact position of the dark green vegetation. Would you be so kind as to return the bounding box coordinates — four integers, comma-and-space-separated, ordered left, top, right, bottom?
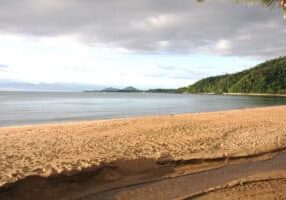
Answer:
180, 57, 286, 94
147, 89, 179, 93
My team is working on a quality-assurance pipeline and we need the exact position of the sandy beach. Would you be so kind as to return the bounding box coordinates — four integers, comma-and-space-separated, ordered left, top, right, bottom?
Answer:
1, 106, 286, 199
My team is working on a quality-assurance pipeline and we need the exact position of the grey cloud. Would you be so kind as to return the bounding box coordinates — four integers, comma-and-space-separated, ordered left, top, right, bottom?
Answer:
0, 64, 8, 68
0, 0, 285, 58
0, 64, 8, 72
168, 68, 210, 80
145, 65, 209, 80
0, 79, 105, 91
157, 65, 177, 70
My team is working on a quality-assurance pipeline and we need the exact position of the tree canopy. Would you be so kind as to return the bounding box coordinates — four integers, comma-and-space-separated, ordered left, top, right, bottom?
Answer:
180, 57, 286, 94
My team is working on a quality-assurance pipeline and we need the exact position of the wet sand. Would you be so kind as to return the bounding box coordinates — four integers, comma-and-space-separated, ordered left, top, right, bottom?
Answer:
195, 176, 286, 200
1, 151, 286, 200
1, 106, 286, 199
89, 152, 286, 200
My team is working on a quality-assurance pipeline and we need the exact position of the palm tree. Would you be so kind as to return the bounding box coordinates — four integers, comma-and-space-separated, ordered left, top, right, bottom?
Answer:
281, 0, 286, 7
198, 0, 283, 6
198, 0, 286, 17
242, 0, 286, 17
237, 0, 285, 8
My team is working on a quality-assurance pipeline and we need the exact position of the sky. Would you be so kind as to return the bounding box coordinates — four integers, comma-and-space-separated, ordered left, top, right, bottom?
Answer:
0, 0, 285, 90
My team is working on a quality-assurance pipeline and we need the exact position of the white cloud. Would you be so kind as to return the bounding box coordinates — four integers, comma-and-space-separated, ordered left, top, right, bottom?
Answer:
157, 40, 171, 49
0, 0, 282, 89
215, 39, 232, 55
0, 33, 260, 89
146, 14, 178, 28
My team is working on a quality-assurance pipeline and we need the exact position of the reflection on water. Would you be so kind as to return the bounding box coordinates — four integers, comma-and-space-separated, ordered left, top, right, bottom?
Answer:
0, 91, 286, 126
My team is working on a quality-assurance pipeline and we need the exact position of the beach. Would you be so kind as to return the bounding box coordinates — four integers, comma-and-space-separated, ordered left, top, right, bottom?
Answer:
1, 106, 286, 199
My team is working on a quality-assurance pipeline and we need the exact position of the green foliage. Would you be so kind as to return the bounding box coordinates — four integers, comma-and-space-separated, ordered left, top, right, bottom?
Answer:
147, 89, 179, 93
181, 57, 286, 94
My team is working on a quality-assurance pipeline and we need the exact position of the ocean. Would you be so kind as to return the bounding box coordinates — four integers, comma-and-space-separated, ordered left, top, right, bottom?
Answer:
1, 91, 286, 127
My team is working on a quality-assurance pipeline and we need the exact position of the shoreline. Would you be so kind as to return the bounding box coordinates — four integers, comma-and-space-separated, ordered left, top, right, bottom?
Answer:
223, 92, 286, 97
1, 104, 286, 129
183, 92, 286, 97
1, 105, 286, 199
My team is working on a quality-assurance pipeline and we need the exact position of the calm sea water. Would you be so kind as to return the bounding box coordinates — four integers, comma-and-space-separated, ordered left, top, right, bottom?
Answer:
0, 91, 286, 127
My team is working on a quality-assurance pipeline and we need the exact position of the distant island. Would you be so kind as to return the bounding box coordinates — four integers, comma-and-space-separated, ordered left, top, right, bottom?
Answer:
101, 86, 141, 93
85, 86, 141, 93
179, 57, 286, 95
85, 86, 179, 93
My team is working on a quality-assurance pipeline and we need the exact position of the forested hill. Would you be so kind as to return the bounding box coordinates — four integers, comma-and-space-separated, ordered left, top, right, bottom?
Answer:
180, 57, 286, 94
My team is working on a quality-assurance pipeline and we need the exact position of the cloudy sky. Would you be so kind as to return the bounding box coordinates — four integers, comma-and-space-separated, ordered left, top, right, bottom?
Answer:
0, 0, 285, 90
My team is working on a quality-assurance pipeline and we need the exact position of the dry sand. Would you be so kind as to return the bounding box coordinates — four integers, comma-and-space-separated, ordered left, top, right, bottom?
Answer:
1, 106, 286, 189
